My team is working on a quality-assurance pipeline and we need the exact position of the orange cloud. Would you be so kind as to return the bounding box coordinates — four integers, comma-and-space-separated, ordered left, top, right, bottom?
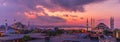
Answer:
24, 12, 36, 19
35, 5, 88, 25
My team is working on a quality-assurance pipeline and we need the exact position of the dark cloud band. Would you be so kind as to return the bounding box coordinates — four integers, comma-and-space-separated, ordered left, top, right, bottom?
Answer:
48, 0, 105, 12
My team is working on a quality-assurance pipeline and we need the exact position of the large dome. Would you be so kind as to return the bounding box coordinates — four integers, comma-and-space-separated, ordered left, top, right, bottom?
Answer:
11, 22, 26, 29
95, 23, 109, 29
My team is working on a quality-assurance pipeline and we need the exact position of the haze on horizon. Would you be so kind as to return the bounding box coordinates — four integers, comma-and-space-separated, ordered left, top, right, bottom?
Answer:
0, 0, 120, 28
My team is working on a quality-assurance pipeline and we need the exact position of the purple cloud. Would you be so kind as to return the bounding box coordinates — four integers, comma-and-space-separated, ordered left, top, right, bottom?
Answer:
36, 15, 66, 23
3, 0, 105, 12
49, 0, 105, 12
0, 0, 106, 25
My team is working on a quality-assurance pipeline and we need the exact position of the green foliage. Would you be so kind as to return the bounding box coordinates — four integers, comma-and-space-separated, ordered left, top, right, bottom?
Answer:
20, 30, 32, 34
103, 30, 113, 36
43, 29, 64, 36
31, 29, 41, 33
13, 35, 31, 42
22, 35, 31, 42
55, 30, 64, 36
66, 30, 83, 34
45, 30, 56, 36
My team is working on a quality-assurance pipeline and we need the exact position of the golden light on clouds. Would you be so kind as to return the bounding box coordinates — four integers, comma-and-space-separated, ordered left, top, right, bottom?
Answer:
36, 5, 85, 19
24, 12, 36, 19
21, 5, 88, 24
24, 5, 92, 25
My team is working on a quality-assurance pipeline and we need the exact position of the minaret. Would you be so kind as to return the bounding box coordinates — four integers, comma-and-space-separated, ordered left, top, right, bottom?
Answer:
13, 19, 17, 29
28, 21, 30, 30
5, 19, 8, 32
14, 19, 16, 23
86, 18, 89, 31
110, 17, 114, 29
91, 18, 95, 30
93, 19, 95, 28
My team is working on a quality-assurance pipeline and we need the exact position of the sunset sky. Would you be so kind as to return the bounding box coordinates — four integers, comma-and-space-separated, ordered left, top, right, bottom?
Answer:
0, 0, 120, 28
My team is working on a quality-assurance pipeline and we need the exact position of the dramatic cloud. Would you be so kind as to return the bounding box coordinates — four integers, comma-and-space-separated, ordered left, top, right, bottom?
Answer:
2, 0, 105, 12
24, 11, 66, 23
36, 16, 66, 23
63, 14, 69, 17
63, 14, 78, 17
45, 0, 104, 12
0, 0, 106, 14
0, 0, 106, 25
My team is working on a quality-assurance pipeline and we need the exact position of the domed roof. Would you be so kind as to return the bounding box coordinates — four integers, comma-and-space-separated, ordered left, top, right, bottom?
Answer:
11, 22, 26, 29
95, 23, 109, 29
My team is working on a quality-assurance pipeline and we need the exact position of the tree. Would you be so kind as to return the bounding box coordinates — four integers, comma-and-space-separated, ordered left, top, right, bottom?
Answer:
103, 30, 113, 36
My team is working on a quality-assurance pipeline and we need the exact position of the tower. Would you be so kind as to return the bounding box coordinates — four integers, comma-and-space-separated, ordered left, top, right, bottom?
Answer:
86, 18, 89, 31
5, 19, 8, 32
28, 21, 30, 30
110, 17, 114, 29
91, 18, 95, 30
